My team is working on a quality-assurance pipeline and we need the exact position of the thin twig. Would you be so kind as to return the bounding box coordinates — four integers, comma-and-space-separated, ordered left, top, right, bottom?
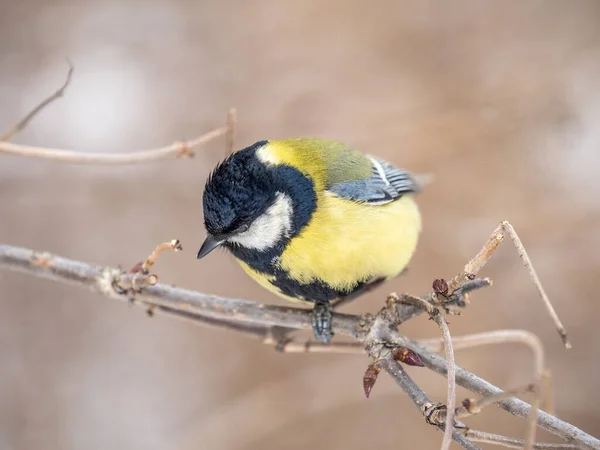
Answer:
395, 293, 456, 450
264, 337, 365, 354
466, 430, 577, 450
445, 221, 570, 348
225, 107, 237, 156
433, 310, 456, 450
500, 221, 570, 348
139, 239, 182, 273
445, 224, 504, 294
129, 239, 183, 315
457, 384, 537, 419
378, 358, 480, 450
393, 335, 600, 450
542, 370, 556, 416
0, 62, 74, 141
0, 127, 227, 164
419, 329, 545, 450
0, 65, 230, 164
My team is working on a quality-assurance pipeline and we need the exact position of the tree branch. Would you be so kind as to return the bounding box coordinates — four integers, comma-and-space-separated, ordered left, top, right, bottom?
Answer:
466, 430, 577, 449
0, 64, 233, 165
378, 357, 480, 450
393, 335, 599, 450
1, 244, 598, 450
393, 292, 457, 450
225, 107, 237, 156
0, 62, 74, 142
0, 127, 227, 164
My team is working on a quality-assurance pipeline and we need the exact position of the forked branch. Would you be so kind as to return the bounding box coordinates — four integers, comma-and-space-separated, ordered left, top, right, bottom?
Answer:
0, 128, 228, 164
0, 64, 234, 164
0, 244, 597, 450
0, 61, 74, 142
446, 221, 570, 348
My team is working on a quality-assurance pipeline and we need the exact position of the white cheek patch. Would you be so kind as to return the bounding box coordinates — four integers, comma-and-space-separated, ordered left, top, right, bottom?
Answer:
227, 193, 293, 250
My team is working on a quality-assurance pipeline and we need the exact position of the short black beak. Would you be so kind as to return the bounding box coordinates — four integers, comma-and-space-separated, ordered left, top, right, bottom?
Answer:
197, 235, 224, 259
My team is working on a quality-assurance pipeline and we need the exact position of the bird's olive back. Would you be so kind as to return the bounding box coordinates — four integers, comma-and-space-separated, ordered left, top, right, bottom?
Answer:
271, 138, 373, 188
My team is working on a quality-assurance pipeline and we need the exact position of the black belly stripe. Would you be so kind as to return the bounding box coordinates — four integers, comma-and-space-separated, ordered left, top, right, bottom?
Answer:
228, 243, 371, 302
268, 269, 370, 304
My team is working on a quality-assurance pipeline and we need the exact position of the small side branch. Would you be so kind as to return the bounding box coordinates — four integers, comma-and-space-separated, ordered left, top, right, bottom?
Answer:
445, 221, 570, 348
466, 430, 577, 450
419, 329, 546, 450
0, 244, 360, 335
393, 292, 457, 450
225, 108, 237, 156
0, 63, 233, 165
396, 336, 600, 450
0, 127, 227, 164
379, 358, 480, 450
0, 62, 74, 141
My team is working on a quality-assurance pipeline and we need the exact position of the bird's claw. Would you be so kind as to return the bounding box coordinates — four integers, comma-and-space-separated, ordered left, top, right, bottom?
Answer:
312, 303, 334, 343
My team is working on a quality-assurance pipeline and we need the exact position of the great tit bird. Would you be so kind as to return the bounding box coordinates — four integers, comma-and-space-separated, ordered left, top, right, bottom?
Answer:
197, 138, 422, 343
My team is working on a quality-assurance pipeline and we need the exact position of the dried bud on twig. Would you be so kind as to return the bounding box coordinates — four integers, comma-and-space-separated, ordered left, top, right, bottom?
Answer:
423, 402, 448, 426
462, 398, 475, 412
432, 278, 449, 296
363, 363, 381, 398
129, 262, 144, 274
392, 347, 425, 367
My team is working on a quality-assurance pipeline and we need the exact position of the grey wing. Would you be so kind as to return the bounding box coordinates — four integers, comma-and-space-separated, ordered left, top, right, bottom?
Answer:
328, 156, 421, 204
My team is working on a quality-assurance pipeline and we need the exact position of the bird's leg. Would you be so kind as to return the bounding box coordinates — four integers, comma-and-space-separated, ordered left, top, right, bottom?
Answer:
317, 277, 390, 343
312, 302, 334, 343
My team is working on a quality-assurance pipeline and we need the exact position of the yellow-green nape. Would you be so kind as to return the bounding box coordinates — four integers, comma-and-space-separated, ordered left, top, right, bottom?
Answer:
259, 138, 376, 190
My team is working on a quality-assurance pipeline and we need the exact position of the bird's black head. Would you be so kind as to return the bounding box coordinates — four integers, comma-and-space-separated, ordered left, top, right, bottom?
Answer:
198, 140, 317, 261
202, 141, 275, 238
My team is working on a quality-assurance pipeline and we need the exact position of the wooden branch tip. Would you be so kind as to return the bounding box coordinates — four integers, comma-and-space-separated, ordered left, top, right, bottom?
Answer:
141, 239, 182, 273
466, 430, 578, 450
126, 239, 182, 290
445, 221, 570, 349
397, 289, 458, 450
0, 127, 228, 164
225, 107, 237, 156
0, 63, 233, 165
0, 61, 74, 142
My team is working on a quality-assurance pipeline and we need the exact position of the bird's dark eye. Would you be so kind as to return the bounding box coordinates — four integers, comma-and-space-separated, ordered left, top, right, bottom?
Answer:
233, 224, 249, 234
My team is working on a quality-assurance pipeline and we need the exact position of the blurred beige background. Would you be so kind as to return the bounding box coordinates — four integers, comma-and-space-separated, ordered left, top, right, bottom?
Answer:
1, 1, 600, 449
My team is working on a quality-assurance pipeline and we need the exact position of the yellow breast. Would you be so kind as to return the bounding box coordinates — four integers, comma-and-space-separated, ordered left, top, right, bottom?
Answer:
237, 192, 421, 303
279, 192, 421, 289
